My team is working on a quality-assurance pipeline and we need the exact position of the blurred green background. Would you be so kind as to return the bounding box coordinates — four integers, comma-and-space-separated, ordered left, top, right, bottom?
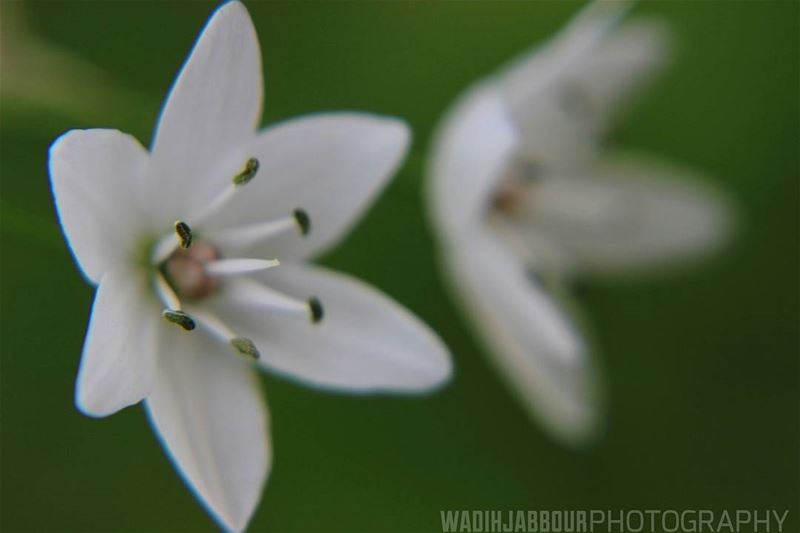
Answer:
1, 1, 797, 531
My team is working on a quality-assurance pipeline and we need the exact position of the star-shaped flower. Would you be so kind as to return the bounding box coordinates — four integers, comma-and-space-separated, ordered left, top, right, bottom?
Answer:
427, 0, 731, 446
48, 2, 451, 530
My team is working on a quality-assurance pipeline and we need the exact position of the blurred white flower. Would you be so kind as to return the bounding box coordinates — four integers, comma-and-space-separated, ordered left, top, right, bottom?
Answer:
428, 0, 731, 446
48, 2, 450, 530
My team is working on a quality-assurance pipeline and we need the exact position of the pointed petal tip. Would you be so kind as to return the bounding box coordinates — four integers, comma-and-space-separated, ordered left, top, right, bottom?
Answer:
48, 128, 78, 162
421, 353, 455, 393
380, 115, 412, 156
213, 0, 251, 20
411, 335, 454, 393
74, 348, 154, 417
206, 499, 257, 533
75, 387, 113, 418
74, 380, 142, 418
355, 113, 412, 165
205, 0, 258, 53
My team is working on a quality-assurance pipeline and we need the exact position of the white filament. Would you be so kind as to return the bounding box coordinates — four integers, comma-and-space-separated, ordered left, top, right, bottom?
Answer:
205, 258, 280, 275
154, 271, 182, 310
205, 215, 298, 249
224, 277, 309, 316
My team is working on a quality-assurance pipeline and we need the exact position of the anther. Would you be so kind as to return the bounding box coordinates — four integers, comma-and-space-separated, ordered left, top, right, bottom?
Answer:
233, 157, 259, 186
162, 309, 196, 331
293, 209, 311, 236
308, 297, 324, 324
174, 220, 193, 249
230, 337, 260, 359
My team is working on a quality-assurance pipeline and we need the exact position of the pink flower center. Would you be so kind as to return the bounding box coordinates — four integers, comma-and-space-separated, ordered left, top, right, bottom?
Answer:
163, 240, 221, 300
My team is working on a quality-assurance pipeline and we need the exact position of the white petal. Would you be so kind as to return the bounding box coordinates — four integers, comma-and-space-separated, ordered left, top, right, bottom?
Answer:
566, 19, 670, 133
502, 0, 630, 121
427, 83, 517, 244
48, 129, 150, 283
145, 326, 270, 532
148, 1, 262, 222
203, 113, 410, 260
75, 266, 159, 417
444, 231, 601, 446
519, 152, 734, 275
211, 264, 451, 393
500, 2, 668, 167
223, 277, 308, 316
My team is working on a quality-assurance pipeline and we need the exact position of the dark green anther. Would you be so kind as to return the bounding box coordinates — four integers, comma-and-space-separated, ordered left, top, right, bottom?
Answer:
231, 337, 260, 359
294, 208, 311, 236
233, 157, 259, 186
174, 220, 192, 249
162, 309, 195, 331
308, 297, 324, 324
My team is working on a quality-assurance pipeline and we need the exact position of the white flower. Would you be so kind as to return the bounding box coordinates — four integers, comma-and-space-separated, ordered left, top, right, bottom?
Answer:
427, 0, 731, 446
48, 2, 451, 530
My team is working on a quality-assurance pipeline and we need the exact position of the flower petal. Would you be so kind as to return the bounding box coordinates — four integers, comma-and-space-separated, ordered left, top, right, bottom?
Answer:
500, 2, 668, 167
145, 326, 270, 532
211, 264, 451, 393
49, 129, 150, 283
427, 84, 517, 243
148, 1, 263, 221
514, 152, 734, 275
444, 230, 601, 446
204, 113, 410, 260
75, 265, 159, 417
565, 19, 670, 134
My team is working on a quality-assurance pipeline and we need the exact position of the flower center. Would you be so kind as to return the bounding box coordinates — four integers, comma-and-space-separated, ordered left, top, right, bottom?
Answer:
491, 158, 543, 214
162, 240, 221, 301
149, 157, 323, 360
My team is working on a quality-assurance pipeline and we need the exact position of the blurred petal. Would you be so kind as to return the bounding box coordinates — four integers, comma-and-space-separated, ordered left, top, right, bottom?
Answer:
75, 266, 159, 417
204, 113, 410, 260
567, 19, 670, 132
502, 0, 632, 118
148, 1, 262, 222
212, 264, 451, 393
501, 1, 668, 167
145, 327, 269, 532
446, 230, 601, 446
516, 152, 734, 274
49, 129, 149, 283
427, 84, 516, 242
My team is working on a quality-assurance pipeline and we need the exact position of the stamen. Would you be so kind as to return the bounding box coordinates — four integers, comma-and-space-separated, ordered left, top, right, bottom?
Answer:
232, 157, 260, 186
152, 237, 173, 264
205, 258, 280, 276
294, 209, 311, 236
205, 209, 311, 249
162, 309, 196, 331
190, 157, 261, 226
155, 273, 195, 330
151, 220, 197, 264
225, 278, 314, 317
308, 297, 324, 324
230, 337, 260, 359
174, 220, 193, 249
154, 272, 182, 310
189, 308, 260, 360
